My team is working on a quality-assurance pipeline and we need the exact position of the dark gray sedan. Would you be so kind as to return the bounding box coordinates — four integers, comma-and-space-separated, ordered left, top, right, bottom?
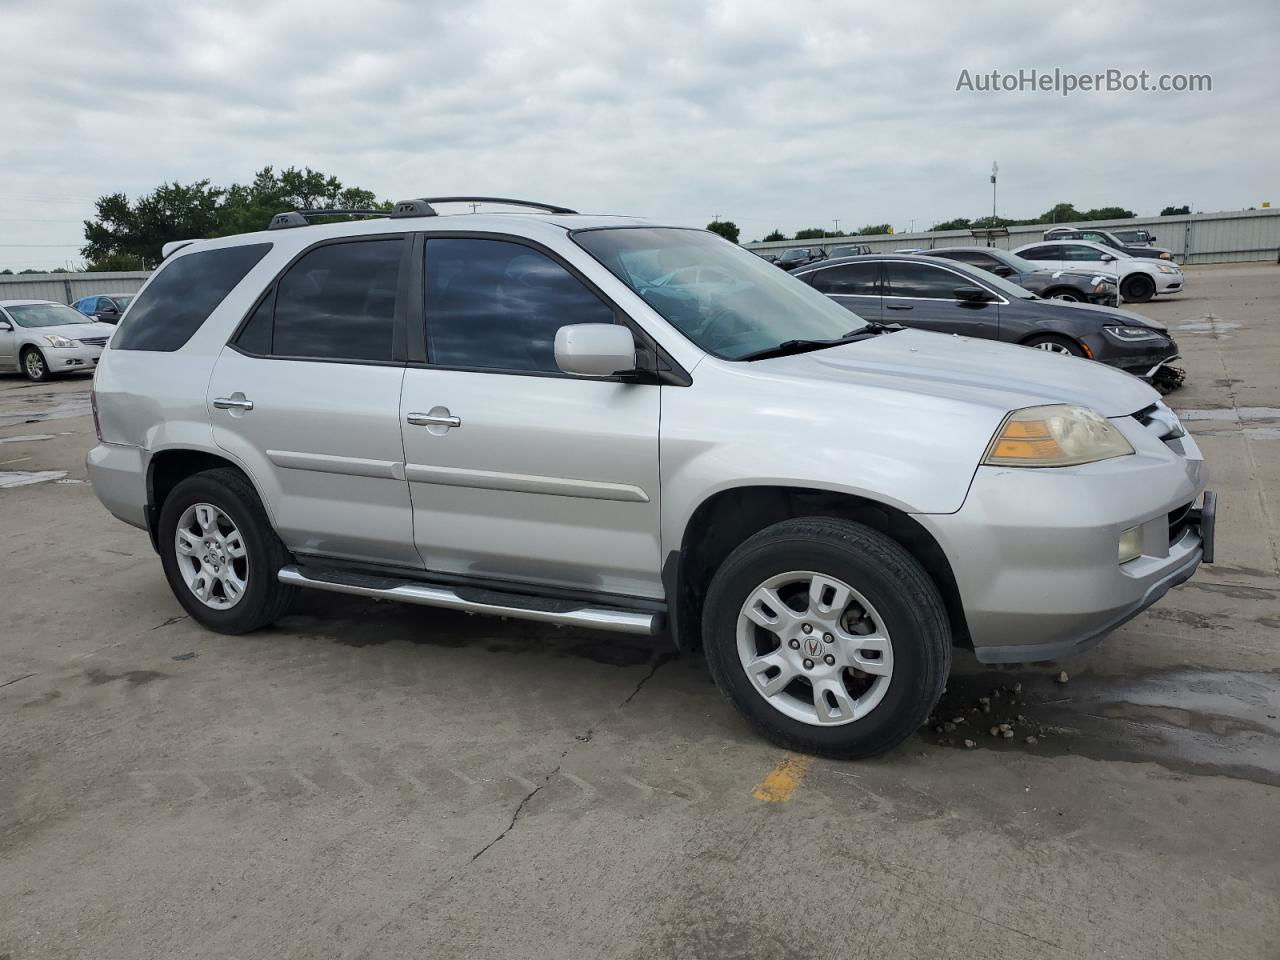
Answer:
925, 246, 1118, 307
792, 254, 1179, 380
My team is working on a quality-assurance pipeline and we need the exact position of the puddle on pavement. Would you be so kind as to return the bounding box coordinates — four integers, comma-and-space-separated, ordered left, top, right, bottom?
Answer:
0, 470, 69, 488
928, 668, 1280, 785
0, 388, 92, 429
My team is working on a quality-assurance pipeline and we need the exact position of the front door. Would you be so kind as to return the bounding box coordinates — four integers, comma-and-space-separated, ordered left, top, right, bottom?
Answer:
882, 260, 1000, 339
0, 307, 15, 370
399, 236, 663, 600
208, 236, 420, 567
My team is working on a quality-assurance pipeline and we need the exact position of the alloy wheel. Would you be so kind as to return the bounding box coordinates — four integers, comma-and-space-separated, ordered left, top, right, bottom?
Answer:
25, 351, 45, 379
736, 571, 894, 726
1034, 341, 1075, 355
174, 502, 249, 609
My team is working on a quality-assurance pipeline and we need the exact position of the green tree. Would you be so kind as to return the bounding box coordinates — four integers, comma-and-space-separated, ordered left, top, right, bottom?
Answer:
1040, 202, 1081, 224
931, 217, 972, 231
87, 252, 148, 272
1080, 206, 1135, 221
82, 166, 390, 268
706, 220, 740, 243
763, 229, 787, 241
1160, 205, 1191, 216
793, 227, 827, 240
855, 223, 893, 236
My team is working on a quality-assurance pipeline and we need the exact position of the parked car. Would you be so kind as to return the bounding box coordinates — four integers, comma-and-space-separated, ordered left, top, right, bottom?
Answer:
755, 252, 779, 263
775, 247, 827, 270
793, 254, 1178, 378
71, 294, 135, 324
1014, 240, 1183, 303
827, 243, 872, 258
0, 300, 116, 381
1042, 226, 1173, 261
1110, 228, 1157, 246
86, 200, 1214, 760
926, 246, 1118, 306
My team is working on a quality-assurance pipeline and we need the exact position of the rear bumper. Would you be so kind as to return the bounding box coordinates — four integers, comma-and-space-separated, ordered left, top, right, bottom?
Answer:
86, 442, 148, 530
918, 423, 1210, 663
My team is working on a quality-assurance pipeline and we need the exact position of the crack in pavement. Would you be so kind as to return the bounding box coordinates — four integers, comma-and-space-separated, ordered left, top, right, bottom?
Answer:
621, 651, 676, 705
467, 766, 560, 864
0, 672, 37, 689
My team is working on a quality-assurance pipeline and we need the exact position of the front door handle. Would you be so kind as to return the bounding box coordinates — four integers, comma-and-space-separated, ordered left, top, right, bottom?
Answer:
213, 395, 254, 411
886, 303, 914, 311
406, 410, 461, 429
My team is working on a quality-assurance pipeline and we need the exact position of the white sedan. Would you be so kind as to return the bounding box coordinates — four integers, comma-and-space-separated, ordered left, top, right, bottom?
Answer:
1013, 239, 1183, 304
0, 300, 116, 381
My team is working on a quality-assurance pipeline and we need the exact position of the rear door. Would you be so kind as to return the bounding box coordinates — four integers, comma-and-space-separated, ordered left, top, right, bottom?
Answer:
803, 261, 882, 321
208, 236, 420, 567
882, 260, 1000, 338
1017, 244, 1067, 270
398, 234, 663, 600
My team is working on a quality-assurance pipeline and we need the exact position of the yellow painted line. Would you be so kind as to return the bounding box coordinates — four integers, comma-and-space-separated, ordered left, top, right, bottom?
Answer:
752, 753, 812, 803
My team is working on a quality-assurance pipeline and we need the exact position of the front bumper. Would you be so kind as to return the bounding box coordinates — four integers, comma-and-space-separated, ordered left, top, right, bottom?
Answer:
1155, 272, 1184, 294
1087, 332, 1180, 376
46, 343, 103, 372
918, 418, 1211, 663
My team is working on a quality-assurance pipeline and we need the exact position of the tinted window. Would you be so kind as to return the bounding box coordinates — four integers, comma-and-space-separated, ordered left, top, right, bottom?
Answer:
272, 240, 403, 362
424, 238, 614, 373
809, 263, 879, 295
938, 250, 1002, 270
885, 262, 962, 298
234, 292, 274, 356
1019, 246, 1059, 261
1062, 245, 1105, 261
113, 243, 271, 351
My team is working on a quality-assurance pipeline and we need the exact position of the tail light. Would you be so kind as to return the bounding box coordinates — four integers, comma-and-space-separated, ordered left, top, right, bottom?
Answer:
90, 382, 102, 442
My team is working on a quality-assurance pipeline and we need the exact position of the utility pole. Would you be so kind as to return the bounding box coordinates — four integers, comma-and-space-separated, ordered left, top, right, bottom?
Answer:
991, 161, 998, 221
832, 218, 840, 236
909, 218, 916, 233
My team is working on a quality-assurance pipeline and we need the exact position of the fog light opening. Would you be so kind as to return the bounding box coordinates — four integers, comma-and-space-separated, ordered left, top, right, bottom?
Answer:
1118, 526, 1143, 564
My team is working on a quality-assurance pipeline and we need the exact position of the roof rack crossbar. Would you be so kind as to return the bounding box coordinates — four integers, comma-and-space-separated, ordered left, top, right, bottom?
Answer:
267, 209, 391, 230
389, 196, 578, 218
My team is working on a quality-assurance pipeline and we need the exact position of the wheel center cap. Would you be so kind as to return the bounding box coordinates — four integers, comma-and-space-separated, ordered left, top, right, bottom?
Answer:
802, 635, 823, 657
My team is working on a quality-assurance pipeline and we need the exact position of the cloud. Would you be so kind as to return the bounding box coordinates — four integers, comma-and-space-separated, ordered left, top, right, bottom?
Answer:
0, 0, 1276, 266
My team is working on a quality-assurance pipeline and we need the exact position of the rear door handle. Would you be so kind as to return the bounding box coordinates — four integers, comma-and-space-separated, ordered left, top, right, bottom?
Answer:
213, 396, 254, 411
886, 303, 914, 311
406, 410, 461, 428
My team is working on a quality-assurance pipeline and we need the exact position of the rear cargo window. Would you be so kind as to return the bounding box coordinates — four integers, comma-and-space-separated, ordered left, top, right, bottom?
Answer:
112, 243, 271, 352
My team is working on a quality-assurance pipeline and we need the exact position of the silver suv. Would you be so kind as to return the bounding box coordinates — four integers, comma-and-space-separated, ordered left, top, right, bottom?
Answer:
87, 197, 1216, 758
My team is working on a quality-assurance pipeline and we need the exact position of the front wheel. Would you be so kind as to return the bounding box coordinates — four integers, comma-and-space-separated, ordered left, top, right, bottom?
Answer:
702, 518, 951, 759
1121, 274, 1156, 303
1023, 334, 1087, 357
1047, 289, 1084, 303
157, 468, 297, 634
21, 347, 50, 382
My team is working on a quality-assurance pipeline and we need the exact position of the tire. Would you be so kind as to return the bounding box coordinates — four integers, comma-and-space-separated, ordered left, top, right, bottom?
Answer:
21, 347, 50, 382
157, 467, 297, 634
1045, 288, 1084, 303
1121, 274, 1155, 303
702, 517, 951, 760
1023, 333, 1086, 357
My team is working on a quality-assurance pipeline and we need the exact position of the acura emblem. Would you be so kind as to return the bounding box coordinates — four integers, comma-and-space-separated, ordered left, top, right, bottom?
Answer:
804, 636, 822, 657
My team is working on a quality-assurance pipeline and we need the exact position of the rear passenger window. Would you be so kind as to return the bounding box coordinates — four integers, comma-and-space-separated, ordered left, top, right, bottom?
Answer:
424, 238, 615, 373
269, 239, 404, 363
113, 244, 271, 351
809, 263, 879, 295
1019, 246, 1057, 261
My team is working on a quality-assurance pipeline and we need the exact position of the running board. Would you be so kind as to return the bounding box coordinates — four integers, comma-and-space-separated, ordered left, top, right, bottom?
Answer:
277, 564, 660, 635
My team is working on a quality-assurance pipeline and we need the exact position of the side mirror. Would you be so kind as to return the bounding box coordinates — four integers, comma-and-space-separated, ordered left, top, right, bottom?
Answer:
1100, 254, 1116, 262
0, 319, 12, 331
554, 324, 637, 378
991, 265, 1015, 278
954, 285, 992, 302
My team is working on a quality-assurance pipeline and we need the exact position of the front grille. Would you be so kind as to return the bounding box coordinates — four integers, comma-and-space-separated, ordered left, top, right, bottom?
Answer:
1168, 502, 1194, 543
78, 337, 109, 347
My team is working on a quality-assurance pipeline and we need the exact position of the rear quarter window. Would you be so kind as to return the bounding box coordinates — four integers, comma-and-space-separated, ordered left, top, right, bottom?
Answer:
112, 243, 272, 351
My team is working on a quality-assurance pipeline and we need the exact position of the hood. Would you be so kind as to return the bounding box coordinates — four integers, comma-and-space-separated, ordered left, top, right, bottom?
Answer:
758, 328, 1158, 417
1031, 298, 1168, 332
37, 321, 117, 340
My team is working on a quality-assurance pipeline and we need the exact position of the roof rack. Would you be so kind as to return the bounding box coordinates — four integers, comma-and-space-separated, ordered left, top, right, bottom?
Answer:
388, 196, 578, 218
267, 209, 391, 230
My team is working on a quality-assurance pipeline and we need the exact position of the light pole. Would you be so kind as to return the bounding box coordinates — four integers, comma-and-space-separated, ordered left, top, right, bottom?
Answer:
991, 161, 998, 221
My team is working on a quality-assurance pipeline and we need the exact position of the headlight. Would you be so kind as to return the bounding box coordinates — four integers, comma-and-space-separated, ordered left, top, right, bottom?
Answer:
983, 404, 1135, 468
1103, 326, 1166, 343
1156, 264, 1179, 274
1158, 252, 1172, 260
44, 335, 77, 348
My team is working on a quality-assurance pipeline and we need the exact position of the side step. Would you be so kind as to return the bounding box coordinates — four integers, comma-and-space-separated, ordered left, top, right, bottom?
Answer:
277, 564, 661, 636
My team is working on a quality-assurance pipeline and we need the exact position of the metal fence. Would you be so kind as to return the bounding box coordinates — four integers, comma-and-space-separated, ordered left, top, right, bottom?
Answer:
745, 208, 1280, 265
0, 271, 150, 305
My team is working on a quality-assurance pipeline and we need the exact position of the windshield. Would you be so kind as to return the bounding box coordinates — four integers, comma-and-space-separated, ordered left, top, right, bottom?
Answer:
6, 303, 93, 327
574, 228, 866, 360
113, 295, 134, 309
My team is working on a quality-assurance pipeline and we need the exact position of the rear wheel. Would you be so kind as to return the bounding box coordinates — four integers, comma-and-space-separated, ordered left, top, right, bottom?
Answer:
21, 347, 50, 382
1023, 334, 1086, 357
702, 518, 951, 760
158, 468, 297, 634
1121, 274, 1156, 303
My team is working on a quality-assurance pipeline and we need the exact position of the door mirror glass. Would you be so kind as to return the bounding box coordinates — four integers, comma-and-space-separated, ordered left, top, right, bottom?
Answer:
954, 285, 992, 302
554, 323, 636, 377
991, 265, 1014, 278
0, 319, 12, 331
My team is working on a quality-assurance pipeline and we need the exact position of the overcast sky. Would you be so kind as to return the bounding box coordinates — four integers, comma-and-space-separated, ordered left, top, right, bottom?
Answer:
1, 0, 1277, 268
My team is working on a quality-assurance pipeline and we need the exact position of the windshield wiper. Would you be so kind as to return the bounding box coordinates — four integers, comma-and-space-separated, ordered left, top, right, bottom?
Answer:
737, 322, 901, 362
